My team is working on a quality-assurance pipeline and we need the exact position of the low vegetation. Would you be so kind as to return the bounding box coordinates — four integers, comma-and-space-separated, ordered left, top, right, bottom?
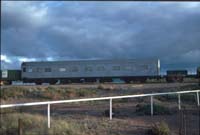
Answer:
0, 112, 127, 135
0, 113, 85, 135
1, 86, 97, 100
1, 84, 199, 135
97, 84, 116, 91
156, 93, 197, 103
136, 103, 171, 115
148, 121, 170, 135
178, 84, 200, 91
146, 78, 166, 83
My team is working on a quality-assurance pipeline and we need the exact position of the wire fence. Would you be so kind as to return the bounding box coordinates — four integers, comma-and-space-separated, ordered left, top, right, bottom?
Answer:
0, 89, 200, 135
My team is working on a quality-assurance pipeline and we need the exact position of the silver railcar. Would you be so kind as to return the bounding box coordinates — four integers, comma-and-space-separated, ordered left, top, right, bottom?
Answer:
21, 59, 160, 84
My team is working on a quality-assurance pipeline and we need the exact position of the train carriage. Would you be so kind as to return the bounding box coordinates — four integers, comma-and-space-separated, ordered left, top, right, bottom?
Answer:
197, 67, 200, 85
21, 59, 160, 84
166, 70, 188, 83
0, 70, 21, 85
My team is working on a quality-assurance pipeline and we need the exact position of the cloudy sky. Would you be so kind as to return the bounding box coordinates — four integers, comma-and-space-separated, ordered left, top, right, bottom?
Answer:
1, 1, 200, 74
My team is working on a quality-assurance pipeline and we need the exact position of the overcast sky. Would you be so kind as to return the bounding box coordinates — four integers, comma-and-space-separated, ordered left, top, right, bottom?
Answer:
1, 1, 200, 74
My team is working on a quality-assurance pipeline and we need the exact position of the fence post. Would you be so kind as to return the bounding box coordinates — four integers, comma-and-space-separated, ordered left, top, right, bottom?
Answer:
47, 104, 50, 128
178, 94, 181, 110
18, 118, 22, 135
110, 98, 112, 120
197, 92, 199, 106
151, 96, 153, 116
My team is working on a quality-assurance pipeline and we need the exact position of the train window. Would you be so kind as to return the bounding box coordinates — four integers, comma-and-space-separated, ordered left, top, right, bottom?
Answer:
36, 68, 43, 72
27, 68, 33, 73
23, 68, 26, 72
71, 66, 78, 72
132, 66, 136, 71
2, 70, 8, 78
85, 66, 93, 72
45, 68, 51, 72
97, 66, 105, 71
141, 65, 148, 70
124, 66, 132, 71
112, 66, 120, 71
59, 68, 66, 72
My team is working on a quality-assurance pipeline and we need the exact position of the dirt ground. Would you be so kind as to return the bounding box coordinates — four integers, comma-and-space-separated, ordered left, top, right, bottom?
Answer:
1, 83, 200, 135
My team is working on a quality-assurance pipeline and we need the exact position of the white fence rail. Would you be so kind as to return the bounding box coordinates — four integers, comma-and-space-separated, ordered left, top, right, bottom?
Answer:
1, 90, 200, 128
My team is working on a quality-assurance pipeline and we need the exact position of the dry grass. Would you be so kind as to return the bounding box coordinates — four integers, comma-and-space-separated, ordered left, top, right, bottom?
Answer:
1, 83, 199, 135
0, 113, 86, 135
1, 86, 97, 100
148, 121, 170, 135
135, 103, 171, 115
97, 84, 116, 91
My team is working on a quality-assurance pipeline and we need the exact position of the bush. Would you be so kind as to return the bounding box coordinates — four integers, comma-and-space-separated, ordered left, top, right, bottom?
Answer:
64, 88, 96, 98
156, 94, 177, 102
115, 98, 130, 103
136, 104, 171, 115
0, 113, 85, 135
1, 87, 27, 99
76, 89, 95, 97
97, 85, 115, 91
1, 86, 97, 100
181, 93, 196, 102
157, 93, 196, 103
97, 84, 105, 89
148, 121, 170, 135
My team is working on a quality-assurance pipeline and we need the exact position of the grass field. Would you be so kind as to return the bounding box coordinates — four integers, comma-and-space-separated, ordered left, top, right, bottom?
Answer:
1, 83, 200, 135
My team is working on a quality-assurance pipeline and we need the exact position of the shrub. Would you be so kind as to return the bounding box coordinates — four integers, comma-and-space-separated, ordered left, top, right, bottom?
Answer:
97, 84, 105, 89
48, 120, 83, 135
97, 85, 115, 91
1, 87, 27, 99
181, 93, 196, 102
157, 93, 196, 103
148, 121, 170, 135
76, 89, 96, 97
0, 113, 85, 135
1, 86, 97, 100
156, 94, 177, 101
136, 104, 171, 115
115, 98, 130, 103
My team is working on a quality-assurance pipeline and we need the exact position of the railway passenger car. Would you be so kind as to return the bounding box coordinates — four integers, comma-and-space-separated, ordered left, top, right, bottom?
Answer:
0, 70, 21, 85
197, 67, 200, 85
21, 59, 160, 84
197, 67, 200, 77
166, 70, 187, 82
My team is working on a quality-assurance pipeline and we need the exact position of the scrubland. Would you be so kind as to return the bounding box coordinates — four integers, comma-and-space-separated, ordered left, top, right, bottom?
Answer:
1, 83, 200, 135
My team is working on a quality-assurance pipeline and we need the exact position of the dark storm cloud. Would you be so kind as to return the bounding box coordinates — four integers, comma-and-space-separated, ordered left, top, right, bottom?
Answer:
1, 2, 200, 73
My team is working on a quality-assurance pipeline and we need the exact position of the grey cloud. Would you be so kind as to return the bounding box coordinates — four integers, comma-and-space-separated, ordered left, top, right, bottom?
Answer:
1, 1, 200, 73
